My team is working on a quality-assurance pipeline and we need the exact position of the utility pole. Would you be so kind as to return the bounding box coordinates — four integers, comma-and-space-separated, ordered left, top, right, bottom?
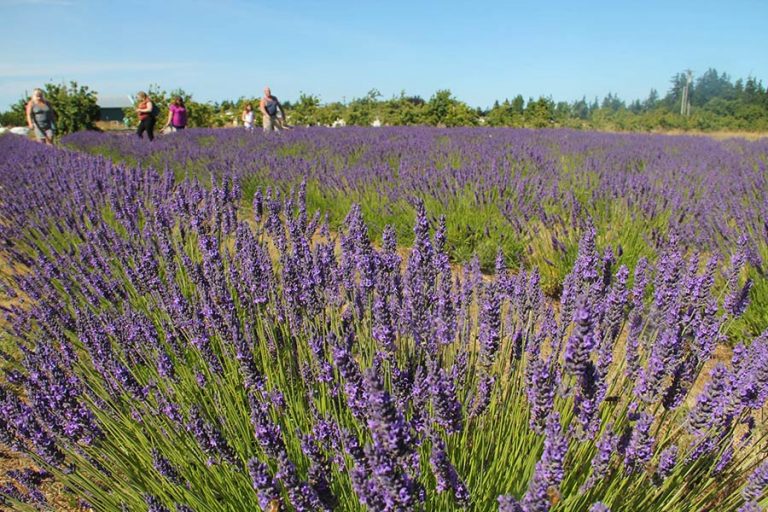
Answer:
680, 69, 693, 116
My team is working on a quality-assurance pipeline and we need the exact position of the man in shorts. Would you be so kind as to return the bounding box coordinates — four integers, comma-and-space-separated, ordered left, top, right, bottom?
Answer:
259, 87, 285, 133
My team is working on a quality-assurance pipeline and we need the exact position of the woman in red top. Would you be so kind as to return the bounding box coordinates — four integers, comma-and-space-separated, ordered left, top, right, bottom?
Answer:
135, 91, 156, 141
164, 96, 188, 132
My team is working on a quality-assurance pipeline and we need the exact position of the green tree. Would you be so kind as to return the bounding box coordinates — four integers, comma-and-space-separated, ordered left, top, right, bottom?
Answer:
571, 97, 590, 120
0, 98, 27, 127
289, 93, 321, 126
524, 96, 555, 128
643, 89, 659, 111
315, 102, 346, 126
425, 89, 478, 126
694, 68, 735, 106
39, 81, 100, 135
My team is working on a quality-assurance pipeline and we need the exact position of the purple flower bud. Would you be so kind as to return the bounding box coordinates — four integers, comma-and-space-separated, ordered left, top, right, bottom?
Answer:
152, 449, 185, 486
145, 494, 171, 512
655, 445, 678, 484
429, 437, 470, 505
429, 368, 463, 433
498, 494, 524, 511
581, 427, 617, 492
479, 282, 502, 368
522, 413, 567, 512
743, 460, 768, 501
737, 501, 761, 512
248, 458, 282, 510
623, 412, 654, 473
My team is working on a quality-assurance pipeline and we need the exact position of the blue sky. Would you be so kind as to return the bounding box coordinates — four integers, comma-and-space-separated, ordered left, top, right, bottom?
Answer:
1, 0, 766, 110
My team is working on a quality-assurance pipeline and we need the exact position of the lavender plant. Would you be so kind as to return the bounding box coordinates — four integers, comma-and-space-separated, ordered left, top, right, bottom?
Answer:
0, 134, 766, 511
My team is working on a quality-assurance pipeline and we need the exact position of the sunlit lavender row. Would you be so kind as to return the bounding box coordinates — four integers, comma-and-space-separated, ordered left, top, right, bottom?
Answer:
64, 127, 768, 336
0, 134, 766, 511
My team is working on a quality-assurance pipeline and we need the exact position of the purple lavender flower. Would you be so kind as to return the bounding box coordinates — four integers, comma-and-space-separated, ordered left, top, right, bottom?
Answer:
152, 449, 185, 486
526, 358, 555, 433
429, 367, 463, 433
342, 429, 386, 510
581, 427, 618, 492
479, 282, 502, 368
402, 200, 436, 348
522, 413, 568, 512
469, 374, 495, 418
300, 432, 336, 510
372, 295, 397, 354
248, 458, 282, 510
571, 224, 599, 286
362, 368, 422, 510
498, 494, 524, 511
186, 407, 239, 467
252, 188, 264, 223
564, 305, 597, 377
623, 412, 654, 474
686, 364, 732, 436
248, 393, 285, 458
743, 460, 768, 501
6, 469, 47, 504
332, 344, 367, 421
655, 445, 678, 484
590, 503, 611, 512
737, 501, 761, 512
145, 494, 171, 512
429, 437, 470, 505
275, 451, 328, 512
725, 278, 753, 318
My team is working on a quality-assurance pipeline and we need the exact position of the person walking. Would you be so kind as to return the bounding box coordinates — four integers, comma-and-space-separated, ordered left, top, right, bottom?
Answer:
259, 87, 284, 133
242, 103, 255, 132
26, 88, 56, 144
164, 96, 188, 132
135, 91, 156, 141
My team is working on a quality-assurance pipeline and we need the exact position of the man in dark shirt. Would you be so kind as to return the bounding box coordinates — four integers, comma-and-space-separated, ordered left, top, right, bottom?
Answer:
259, 86, 285, 133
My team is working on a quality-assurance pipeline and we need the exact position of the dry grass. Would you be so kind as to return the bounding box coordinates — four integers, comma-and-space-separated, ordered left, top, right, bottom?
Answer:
649, 129, 768, 141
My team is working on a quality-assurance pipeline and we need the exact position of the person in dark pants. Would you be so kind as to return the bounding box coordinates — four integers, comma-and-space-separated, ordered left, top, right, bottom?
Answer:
135, 91, 156, 141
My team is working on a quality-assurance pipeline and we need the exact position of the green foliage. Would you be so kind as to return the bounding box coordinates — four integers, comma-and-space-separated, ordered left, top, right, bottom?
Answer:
0, 98, 26, 126
289, 93, 322, 126
425, 89, 479, 127
7, 66, 767, 133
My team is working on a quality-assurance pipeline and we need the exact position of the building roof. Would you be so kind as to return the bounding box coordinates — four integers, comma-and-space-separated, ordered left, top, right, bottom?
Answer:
97, 95, 134, 108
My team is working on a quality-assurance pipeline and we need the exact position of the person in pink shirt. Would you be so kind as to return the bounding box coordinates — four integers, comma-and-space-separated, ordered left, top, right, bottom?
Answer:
164, 96, 188, 132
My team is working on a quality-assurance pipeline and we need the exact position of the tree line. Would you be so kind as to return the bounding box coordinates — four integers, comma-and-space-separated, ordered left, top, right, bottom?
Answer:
2, 68, 767, 135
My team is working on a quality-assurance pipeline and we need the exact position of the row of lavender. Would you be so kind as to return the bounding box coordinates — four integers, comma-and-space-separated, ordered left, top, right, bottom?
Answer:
0, 134, 766, 511
63, 127, 768, 335
62, 127, 768, 251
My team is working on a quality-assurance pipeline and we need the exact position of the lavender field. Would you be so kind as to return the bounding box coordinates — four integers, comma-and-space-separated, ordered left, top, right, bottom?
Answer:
65, 127, 768, 334
0, 129, 767, 511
